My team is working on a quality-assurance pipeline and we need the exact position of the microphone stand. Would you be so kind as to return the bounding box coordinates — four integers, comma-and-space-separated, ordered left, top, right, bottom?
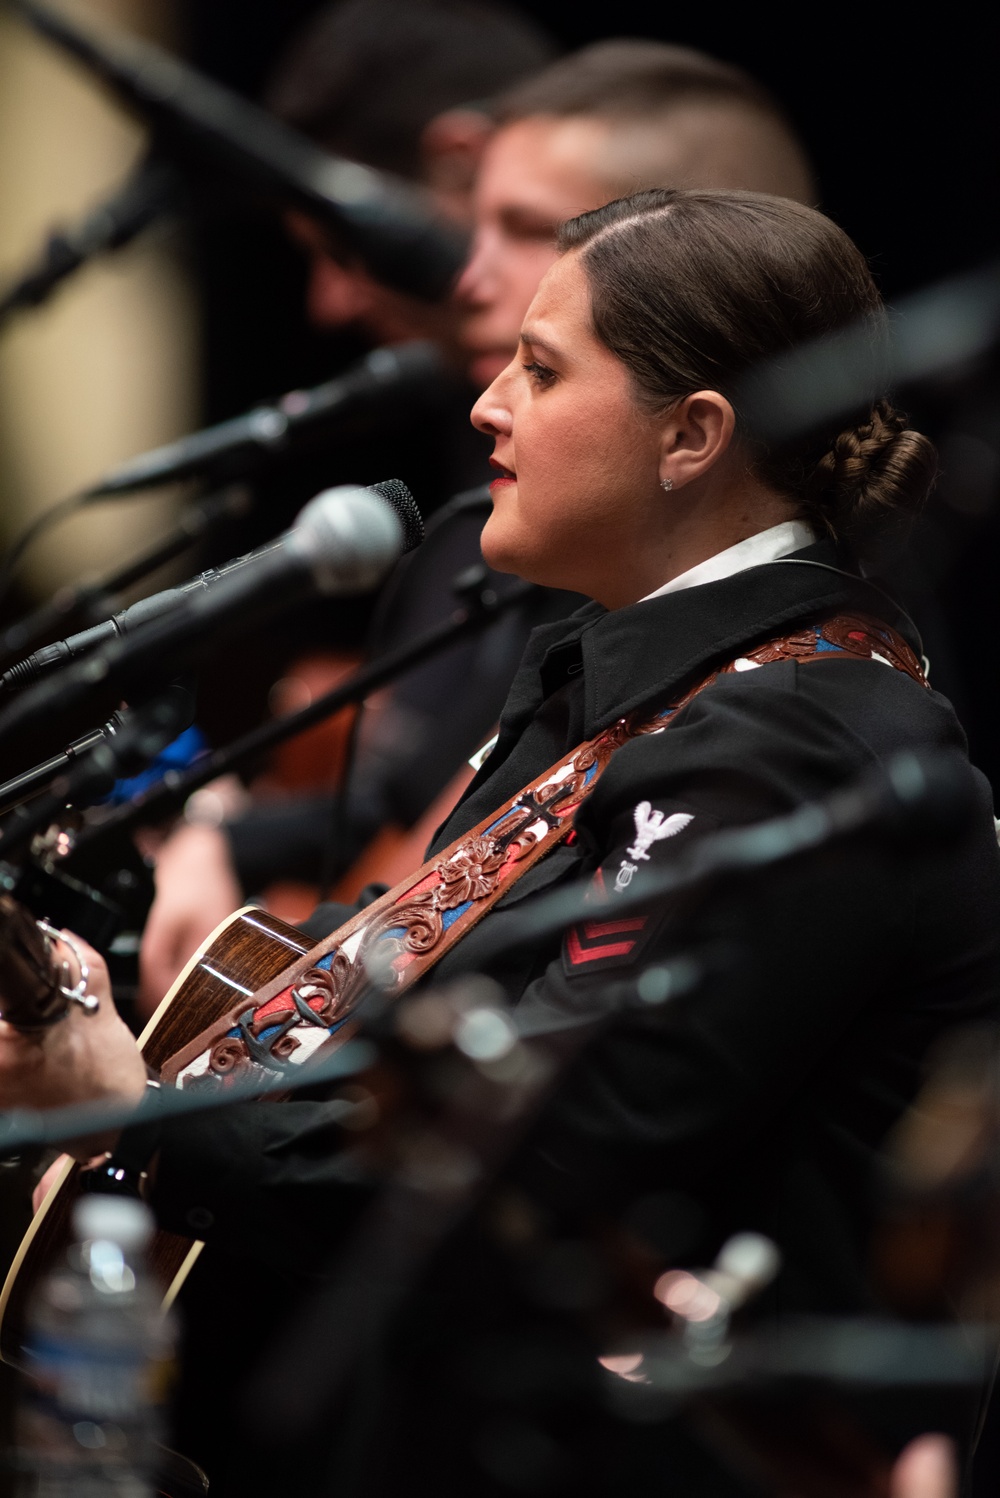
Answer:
0, 1035, 377, 1157
471, 745, 975, 959
0, 156, 176, 334
72, 572, 537, 849
0, 686, 195, 864
14, 0, 466, 303
0, 571, 532, 955
0, 686, 195, 952
0, 486, 252, 665
0, 715, 124, 819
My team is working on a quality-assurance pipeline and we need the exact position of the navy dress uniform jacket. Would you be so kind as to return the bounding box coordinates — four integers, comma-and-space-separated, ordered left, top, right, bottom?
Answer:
145, 540, 1000, 1493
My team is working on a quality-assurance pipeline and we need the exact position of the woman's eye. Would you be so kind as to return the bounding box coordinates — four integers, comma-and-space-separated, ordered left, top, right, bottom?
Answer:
523, 360, 555, 386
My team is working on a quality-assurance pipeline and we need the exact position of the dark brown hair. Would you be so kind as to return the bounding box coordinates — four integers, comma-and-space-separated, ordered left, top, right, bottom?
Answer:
559, 189, 936, 552
266, 0, 556, 180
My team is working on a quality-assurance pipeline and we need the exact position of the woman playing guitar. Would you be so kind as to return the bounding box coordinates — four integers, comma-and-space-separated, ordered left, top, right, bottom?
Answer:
2, 190, 998, 1496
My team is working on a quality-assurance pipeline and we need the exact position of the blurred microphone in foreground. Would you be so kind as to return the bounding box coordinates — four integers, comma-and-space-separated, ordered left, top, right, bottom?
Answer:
13, 0, 467, 304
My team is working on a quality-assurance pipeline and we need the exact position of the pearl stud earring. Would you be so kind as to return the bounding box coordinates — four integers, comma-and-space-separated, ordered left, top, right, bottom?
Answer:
660, 478, 673, 492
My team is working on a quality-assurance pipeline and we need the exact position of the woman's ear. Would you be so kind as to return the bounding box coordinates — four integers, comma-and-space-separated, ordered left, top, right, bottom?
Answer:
658, 391, 737, 490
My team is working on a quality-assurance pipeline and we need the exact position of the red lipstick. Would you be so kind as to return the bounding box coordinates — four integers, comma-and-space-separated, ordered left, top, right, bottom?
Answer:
489, 456, 516, 490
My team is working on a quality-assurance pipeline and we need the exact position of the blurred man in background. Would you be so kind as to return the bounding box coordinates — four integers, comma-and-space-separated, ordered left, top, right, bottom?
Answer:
458, 39, 813, 389
265, 0, 556, 350
136, 0, 556, 1003
189, 0, 557, 757
140, 35, 817, 1004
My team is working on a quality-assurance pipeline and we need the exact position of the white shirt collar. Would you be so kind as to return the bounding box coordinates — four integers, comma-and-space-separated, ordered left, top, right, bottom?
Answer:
639, 519, 817, 603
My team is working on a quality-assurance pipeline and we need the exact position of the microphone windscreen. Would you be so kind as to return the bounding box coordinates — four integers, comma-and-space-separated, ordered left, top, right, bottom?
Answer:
370, 479, 423, 553
294, 485, 404, 595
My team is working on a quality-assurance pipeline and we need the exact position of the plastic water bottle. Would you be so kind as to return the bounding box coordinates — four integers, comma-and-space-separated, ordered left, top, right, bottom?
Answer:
17, 1195, 175, 1497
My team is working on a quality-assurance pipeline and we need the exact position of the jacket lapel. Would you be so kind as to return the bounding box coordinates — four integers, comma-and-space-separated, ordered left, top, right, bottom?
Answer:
436, 542, 915, 848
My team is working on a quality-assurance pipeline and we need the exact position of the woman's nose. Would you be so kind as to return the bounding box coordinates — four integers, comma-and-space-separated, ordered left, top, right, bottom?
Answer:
470, 376, 513, 436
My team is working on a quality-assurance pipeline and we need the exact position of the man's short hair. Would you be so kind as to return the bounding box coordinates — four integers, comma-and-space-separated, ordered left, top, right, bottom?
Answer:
266, 0, 556, 180
498, 38, 786, 127
496, 39, 815, 202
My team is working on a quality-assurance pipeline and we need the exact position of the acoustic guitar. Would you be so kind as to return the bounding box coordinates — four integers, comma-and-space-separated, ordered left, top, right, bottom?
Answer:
0, 898, 315, 1370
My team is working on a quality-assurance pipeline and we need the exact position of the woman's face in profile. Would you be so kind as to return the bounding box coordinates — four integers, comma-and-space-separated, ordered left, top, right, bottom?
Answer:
470, 251, 669, 607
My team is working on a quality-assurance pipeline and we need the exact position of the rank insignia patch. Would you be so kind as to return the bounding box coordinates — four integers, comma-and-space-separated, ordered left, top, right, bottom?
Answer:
562, 867, 652, 974
564, 915, 649, 968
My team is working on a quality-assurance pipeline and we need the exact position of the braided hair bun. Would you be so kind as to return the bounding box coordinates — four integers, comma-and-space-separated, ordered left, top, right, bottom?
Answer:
796, 400, 937, 550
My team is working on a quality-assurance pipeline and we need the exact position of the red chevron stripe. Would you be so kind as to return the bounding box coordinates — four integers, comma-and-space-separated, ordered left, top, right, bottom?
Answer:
566, 927, 638, 965
583, 917, 647, 939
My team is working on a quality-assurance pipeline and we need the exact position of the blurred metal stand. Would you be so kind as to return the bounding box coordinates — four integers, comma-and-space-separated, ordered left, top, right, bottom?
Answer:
0, 154, 176, 335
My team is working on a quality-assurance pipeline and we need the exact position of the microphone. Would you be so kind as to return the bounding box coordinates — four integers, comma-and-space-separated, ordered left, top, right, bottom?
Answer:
0, 480, 422, 693
15, 0, 466, 302
0, 155, 175, 328
81, 343, 447, 499
0, 483, 416, 750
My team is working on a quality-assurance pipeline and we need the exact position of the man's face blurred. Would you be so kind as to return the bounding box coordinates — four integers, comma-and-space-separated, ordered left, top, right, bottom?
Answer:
455, 116, 619, 390
285, 112, 491, 349
286, 211, 462, 351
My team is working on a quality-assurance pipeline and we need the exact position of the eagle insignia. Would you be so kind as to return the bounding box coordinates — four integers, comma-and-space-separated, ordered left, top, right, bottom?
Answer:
614, 803, 693, 892
626, 802, 694, 862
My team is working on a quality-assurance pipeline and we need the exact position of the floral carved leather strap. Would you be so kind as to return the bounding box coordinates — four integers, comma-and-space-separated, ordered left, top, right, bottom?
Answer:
161, 612, 926, 1091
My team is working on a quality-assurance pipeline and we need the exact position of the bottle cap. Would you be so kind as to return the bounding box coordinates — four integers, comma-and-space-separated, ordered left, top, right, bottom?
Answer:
73, 1195, 155, 1252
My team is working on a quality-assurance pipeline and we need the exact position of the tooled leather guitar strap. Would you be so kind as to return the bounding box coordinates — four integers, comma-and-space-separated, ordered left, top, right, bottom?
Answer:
161, 612, 927, 1091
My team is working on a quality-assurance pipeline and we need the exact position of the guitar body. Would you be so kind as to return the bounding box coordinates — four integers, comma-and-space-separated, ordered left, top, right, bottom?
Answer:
0, 905, 312, 1368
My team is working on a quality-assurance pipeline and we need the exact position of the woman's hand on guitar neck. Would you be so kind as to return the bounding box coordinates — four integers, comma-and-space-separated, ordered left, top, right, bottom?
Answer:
0, 933, 147, 1159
